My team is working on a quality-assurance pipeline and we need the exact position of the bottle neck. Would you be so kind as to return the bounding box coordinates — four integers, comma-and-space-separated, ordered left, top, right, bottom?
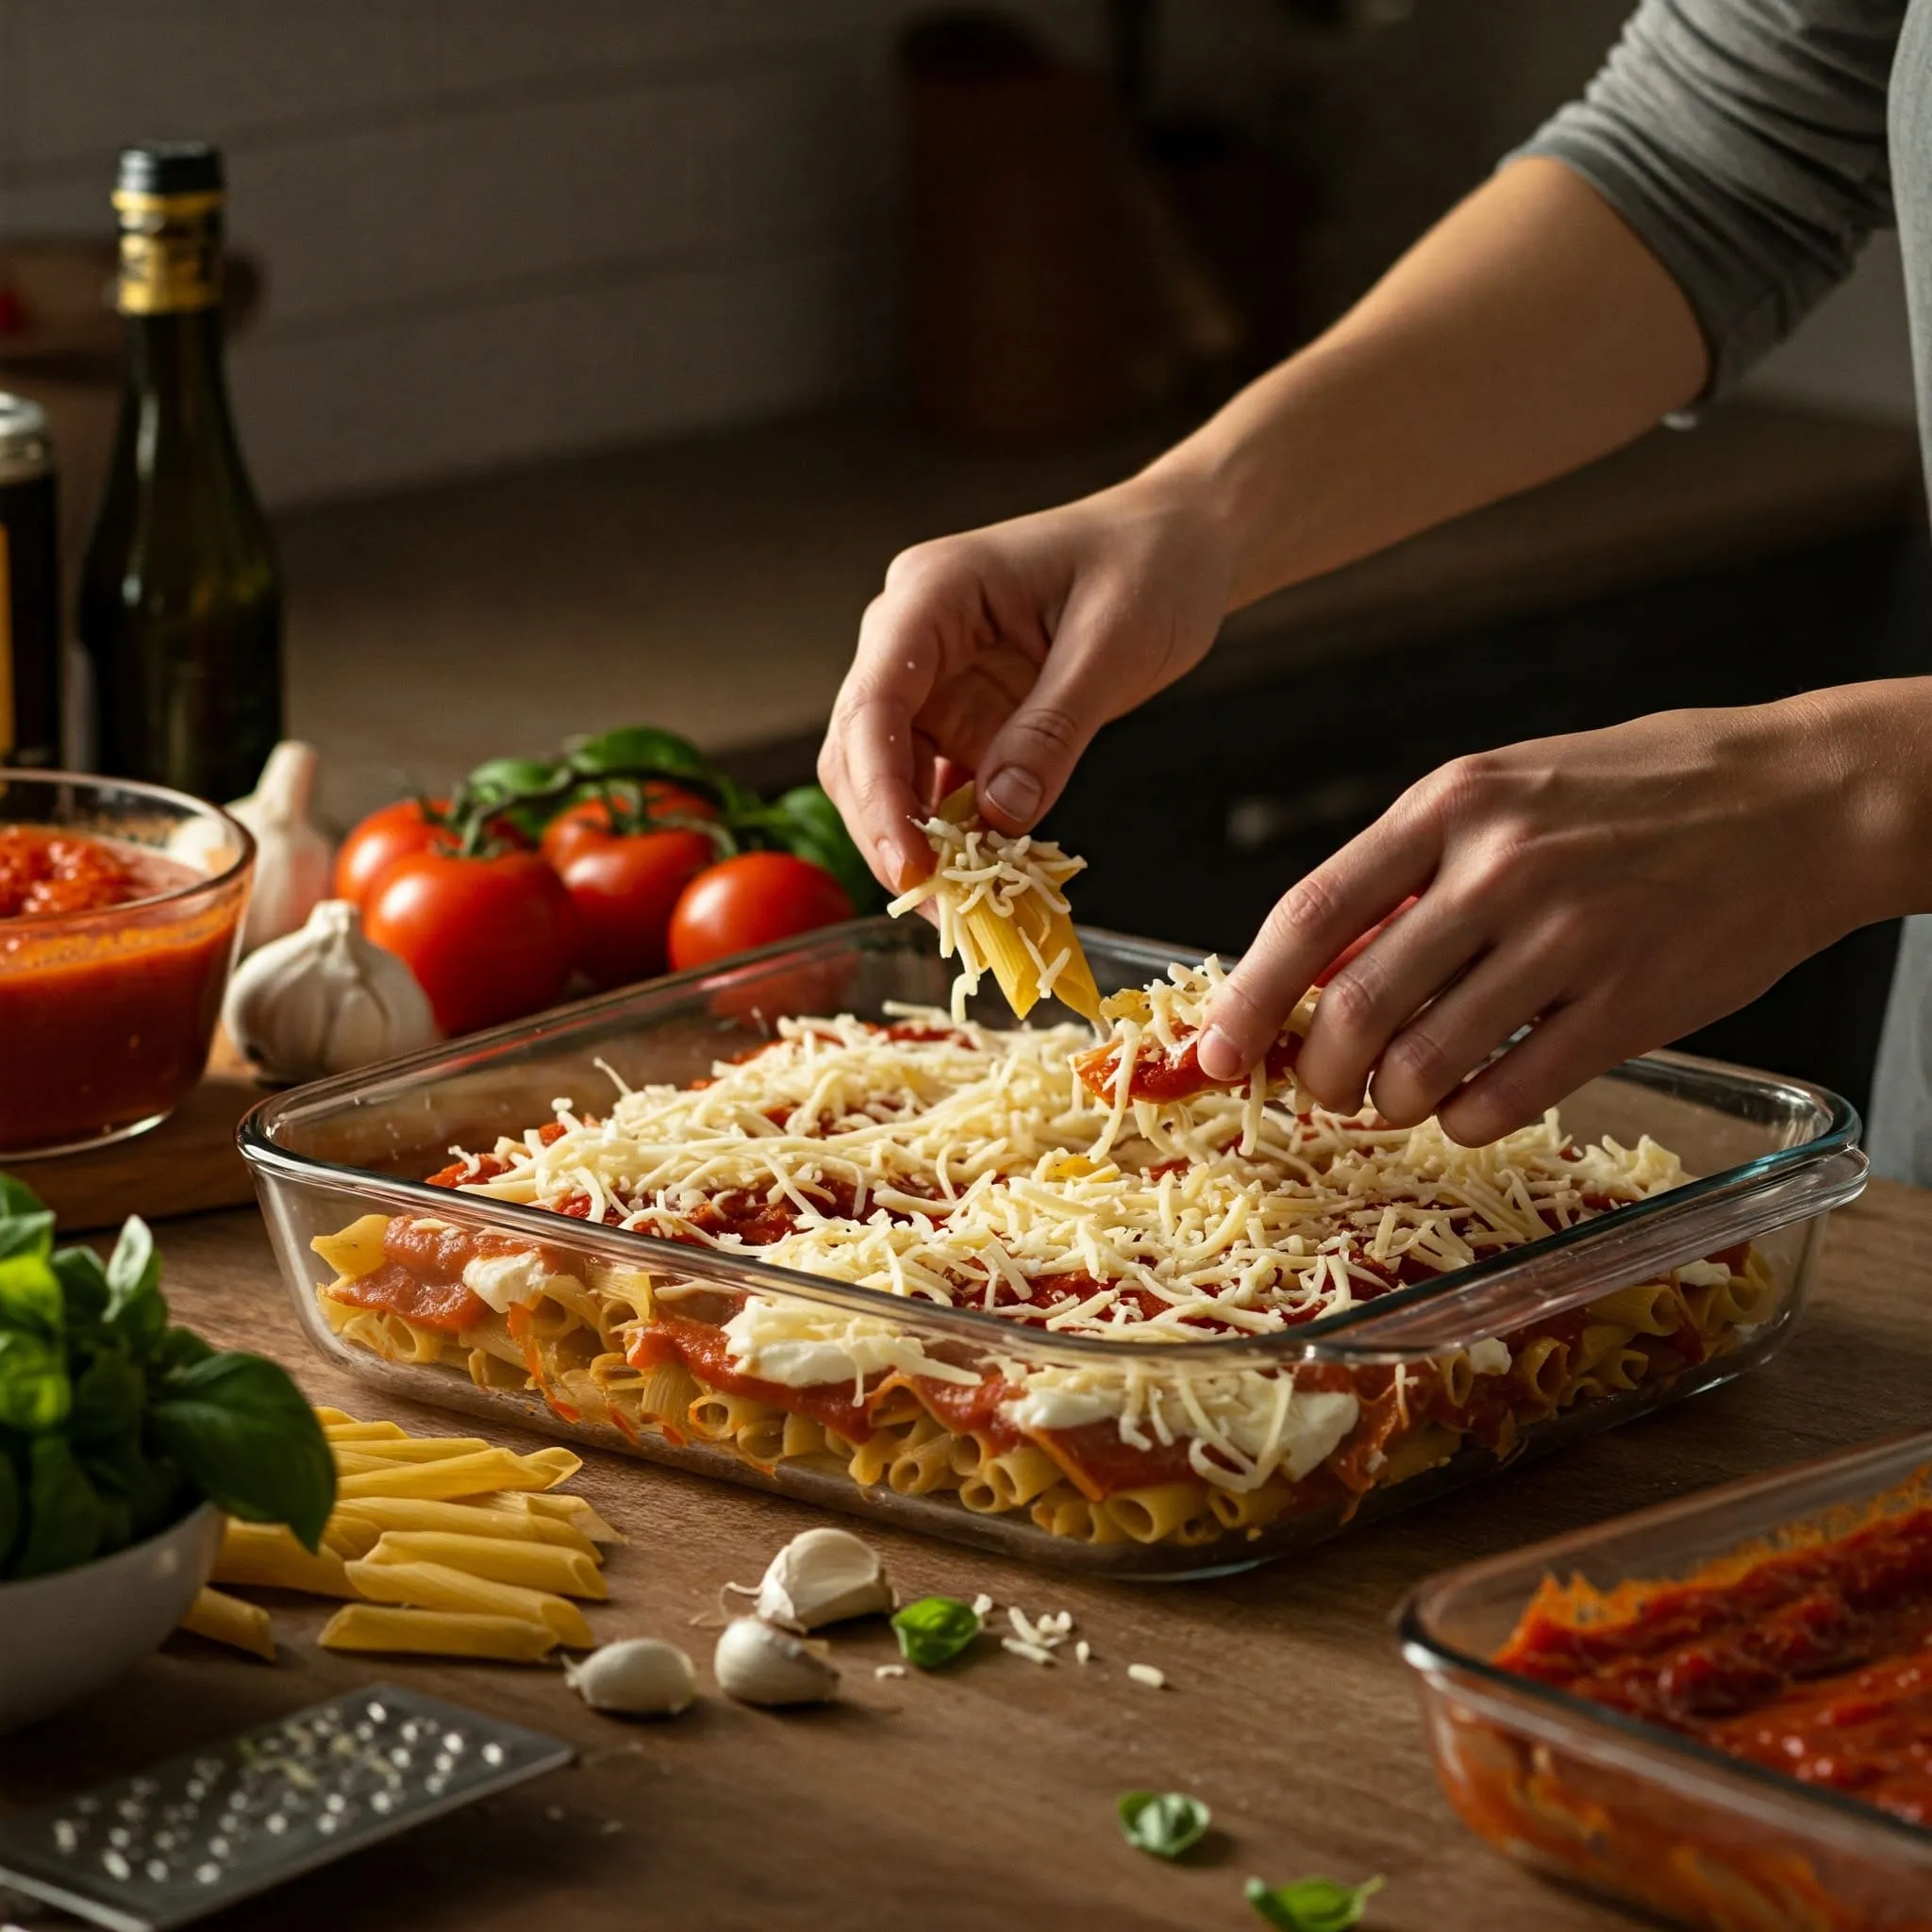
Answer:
122, 308, 237, 444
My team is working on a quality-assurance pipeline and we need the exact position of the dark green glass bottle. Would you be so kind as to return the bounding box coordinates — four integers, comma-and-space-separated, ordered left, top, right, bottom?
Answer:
78, 141, 282, 802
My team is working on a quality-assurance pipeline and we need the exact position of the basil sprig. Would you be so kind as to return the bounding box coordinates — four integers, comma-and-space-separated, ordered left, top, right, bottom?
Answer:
1245, 1875, 1385, 1931
890, 1594, 983, 1668
1118, 1790, 1211, 1859
0, 1174, 336, 1580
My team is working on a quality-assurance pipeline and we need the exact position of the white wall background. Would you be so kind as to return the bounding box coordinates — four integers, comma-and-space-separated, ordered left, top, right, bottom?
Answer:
2, 0, 1913, 514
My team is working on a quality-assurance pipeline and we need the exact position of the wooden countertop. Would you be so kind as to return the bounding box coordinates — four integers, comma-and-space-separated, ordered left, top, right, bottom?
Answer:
5, 1180, 1927, 1932
281, 400, 1922, 832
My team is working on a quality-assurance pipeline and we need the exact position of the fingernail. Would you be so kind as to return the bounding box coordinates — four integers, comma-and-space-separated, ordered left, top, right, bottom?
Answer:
983, 766, 1041, 824
1197, 1025, 1242, 1081
874, 837, 906, 891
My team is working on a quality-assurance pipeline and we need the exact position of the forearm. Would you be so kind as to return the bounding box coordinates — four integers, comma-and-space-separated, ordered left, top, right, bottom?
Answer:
1141, 157, 1710, 609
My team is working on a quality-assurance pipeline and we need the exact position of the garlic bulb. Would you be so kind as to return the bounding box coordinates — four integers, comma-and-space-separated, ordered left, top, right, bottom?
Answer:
756, 1527, 892, 1632
224, 898, 438, 1082
220, 741, 335, 952
713, 1618, 840, 1707
565, 1639, 697, 1717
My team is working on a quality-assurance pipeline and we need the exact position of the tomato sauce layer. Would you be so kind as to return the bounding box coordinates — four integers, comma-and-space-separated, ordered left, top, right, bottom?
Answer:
0, 826, 238, 1154
1497, 1503, 1932, 1826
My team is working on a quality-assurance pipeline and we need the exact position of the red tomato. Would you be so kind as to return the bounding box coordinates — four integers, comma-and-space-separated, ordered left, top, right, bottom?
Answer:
667, 853, 853, 972
540, 785, 717, 871
551, 826, 716, 989
334, 800, 456, 909
1313, 894, 1420, 987
364, 851, 578, 1036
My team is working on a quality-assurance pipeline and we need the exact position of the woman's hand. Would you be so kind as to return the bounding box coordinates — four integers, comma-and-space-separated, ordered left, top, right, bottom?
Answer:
819, 476, 1231, 892
1196, 688, 1931, 1144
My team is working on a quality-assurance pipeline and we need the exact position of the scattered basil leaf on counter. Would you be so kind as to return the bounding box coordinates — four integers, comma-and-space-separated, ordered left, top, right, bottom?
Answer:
1245, 1875, 1385, 1931
891, 1595, 983, 1668
1117, 1790, 1210, 1859
151, 1352, 336, 1553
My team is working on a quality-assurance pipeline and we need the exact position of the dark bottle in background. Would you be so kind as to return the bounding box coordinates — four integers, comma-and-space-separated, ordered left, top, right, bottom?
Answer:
77, 141, 281, 802
0, 393, 61, 770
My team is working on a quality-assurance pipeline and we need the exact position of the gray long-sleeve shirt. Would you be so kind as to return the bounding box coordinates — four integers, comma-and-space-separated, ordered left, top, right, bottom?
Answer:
1516, 0, 1932, 1178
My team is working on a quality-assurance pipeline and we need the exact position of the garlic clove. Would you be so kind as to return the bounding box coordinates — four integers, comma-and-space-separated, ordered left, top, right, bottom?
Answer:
565, 1638, 697, 1717
224, 740, 335, 953
755, 1526, 893, 1632
224, 896, 439, 1083
713, 1618, 840, 1707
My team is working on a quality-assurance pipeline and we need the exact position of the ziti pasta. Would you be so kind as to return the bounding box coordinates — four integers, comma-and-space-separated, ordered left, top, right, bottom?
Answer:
307, 994, 1781, 1562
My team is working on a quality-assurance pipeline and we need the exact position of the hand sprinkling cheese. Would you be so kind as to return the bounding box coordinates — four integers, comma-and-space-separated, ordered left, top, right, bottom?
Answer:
887, 783, 1103, 1024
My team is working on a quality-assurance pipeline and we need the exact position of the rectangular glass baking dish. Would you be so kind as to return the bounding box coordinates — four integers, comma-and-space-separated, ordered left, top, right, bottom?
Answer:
1399, 1432, 1932, 1931
240, 916, 1868, 1578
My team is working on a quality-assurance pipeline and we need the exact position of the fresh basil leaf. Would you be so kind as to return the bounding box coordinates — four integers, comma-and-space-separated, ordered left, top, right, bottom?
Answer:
67, 1349, 144, 1445
151, 1352, 335, 1550
890, 1594, 982, 1668
0, 1252, 64, 1341
0, 1448, 19, 1571
770, 786, 876, 912
151, 1326, 215, 1376
104, 1216, 168, 1354
0, 1173, 54, 1259
12, 1436, 104, 1578
88, 1437, 189, 1542
1117, 1790, 1210, 1859
1245, 1875, 1385, 1931
51, 1245, 111, 1326
0, 1329, 70, 1431
466, 755, 572, 800
566, 726, 708, 780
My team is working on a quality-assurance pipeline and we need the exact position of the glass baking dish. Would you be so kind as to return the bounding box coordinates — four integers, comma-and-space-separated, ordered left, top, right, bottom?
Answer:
239, 916, 1867, 1578
1399, 1433, 1932, 1930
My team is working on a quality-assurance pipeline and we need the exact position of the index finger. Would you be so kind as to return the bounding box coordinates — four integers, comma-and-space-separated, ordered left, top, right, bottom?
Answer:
1198, 806, 1441, 1083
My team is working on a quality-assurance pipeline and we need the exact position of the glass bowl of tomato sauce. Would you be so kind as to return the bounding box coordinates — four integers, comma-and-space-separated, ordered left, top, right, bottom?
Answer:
0, 771, 253, 1158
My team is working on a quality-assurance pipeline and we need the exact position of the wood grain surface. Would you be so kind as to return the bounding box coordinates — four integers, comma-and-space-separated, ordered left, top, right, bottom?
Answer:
5, 1183, 1928, 1932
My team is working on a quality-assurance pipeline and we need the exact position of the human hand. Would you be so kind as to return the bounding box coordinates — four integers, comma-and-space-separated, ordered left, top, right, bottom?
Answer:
1195, 691, 1923, 1143
819, 476, 1231, 892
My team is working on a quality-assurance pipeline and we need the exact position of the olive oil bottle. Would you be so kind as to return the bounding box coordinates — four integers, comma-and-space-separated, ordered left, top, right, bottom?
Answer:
78, 142, 281, 801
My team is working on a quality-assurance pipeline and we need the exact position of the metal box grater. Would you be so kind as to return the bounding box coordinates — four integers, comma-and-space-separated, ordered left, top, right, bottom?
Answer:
0, 1685, 573, 1931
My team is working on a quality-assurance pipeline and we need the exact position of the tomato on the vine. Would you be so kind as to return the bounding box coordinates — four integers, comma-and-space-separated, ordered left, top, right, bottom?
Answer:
333, 800, 457, 909
549, 824, 717, 989
364, 850, 578, 1036
538, 784, 717, 872
667, 852, 853, 972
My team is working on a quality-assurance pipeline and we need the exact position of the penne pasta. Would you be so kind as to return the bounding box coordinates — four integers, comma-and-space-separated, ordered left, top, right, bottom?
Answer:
212, 1520, 358, 1597
308, 1214, 391, 1279
329, 1495, 598, 1557
343, 1557, 594, 1648
334, 1444, 581, 1501
360, 1531, 607, 1599
330, 1436, 492, 1466
180, 1586, 276, 1660
323, 1419, 408, 1441
318, 1604, 558, 1662
486, 1491, 625, 1544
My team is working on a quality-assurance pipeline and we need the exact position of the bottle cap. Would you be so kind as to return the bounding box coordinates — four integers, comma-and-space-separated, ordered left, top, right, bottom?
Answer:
116, 142, 225, 199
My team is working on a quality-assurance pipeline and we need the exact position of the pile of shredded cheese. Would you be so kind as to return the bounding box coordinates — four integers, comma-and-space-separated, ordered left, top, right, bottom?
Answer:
886, 813, 1088, 1020
441, 1008, 1692, 1492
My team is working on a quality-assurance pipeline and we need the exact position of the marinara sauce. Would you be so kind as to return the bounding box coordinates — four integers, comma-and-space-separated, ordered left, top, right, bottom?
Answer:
0, 823, 242, 1154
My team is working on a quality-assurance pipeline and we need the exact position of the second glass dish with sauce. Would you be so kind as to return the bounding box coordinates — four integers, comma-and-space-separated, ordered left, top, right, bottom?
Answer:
242, 918, 1867, 1577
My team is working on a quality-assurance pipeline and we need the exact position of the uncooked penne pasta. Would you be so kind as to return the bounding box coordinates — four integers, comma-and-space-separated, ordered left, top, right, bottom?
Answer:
213, 1521, 357, 1597
181, 1587, 275, 1660
343, 1557, 594, 1648
318, 1604, 558, 1662
361, 1531, 607, 1600
334, 1444, 580, 1501
330, 1436, 492, 1466
323, 1419, 408, 1441
487, 1490, 624, 1543
332, 1495, 599, 1557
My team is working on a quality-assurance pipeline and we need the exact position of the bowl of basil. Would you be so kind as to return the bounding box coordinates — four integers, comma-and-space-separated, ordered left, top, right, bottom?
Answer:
0, 1174, 335, 1733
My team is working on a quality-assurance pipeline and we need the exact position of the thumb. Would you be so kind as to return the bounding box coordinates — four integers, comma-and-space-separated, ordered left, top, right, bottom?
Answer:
973, 600, 1125, 832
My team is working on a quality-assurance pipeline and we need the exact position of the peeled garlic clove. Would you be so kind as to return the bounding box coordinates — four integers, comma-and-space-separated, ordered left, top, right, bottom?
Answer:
565, 1638, 697, 1717
756, 1526, 892, 1632
224, 897, 439, 1082
713, 1618, 840, 1707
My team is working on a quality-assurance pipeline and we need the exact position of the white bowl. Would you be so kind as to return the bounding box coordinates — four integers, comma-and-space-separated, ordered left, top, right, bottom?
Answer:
0, 1503, 223, 1733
